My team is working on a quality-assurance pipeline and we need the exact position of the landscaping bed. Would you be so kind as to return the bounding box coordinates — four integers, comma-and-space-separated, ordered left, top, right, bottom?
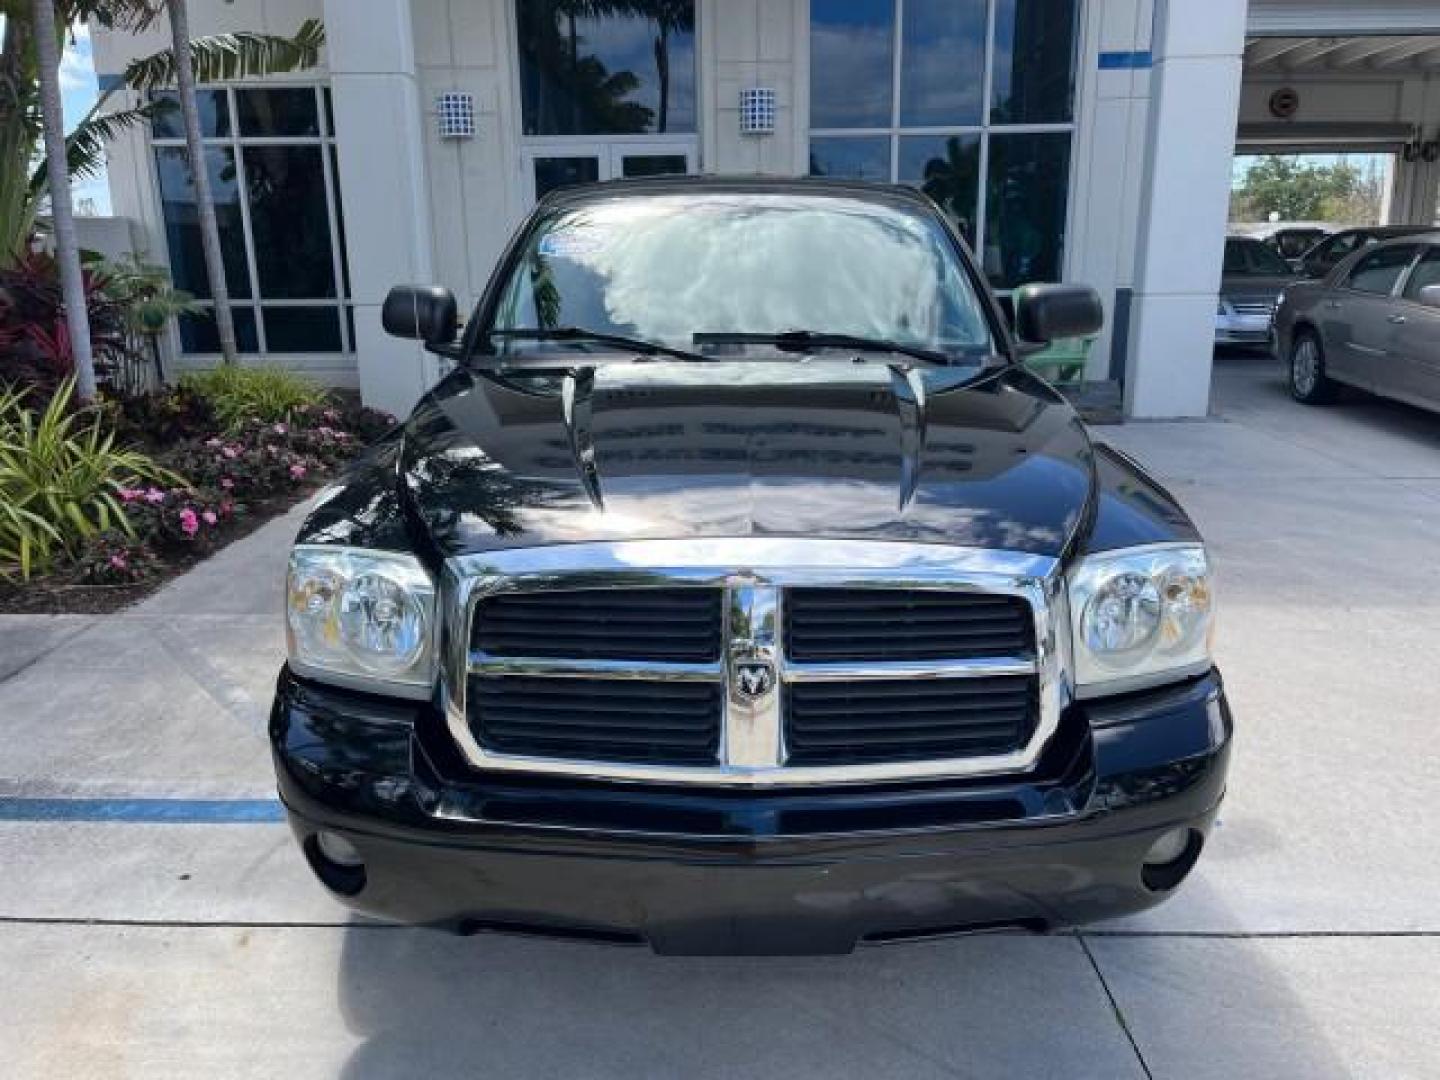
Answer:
1, 369, 395, 616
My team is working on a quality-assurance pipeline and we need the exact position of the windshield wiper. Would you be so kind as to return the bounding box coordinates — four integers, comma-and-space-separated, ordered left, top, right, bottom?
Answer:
693, 331, 953, 367
490, 327, 711, 363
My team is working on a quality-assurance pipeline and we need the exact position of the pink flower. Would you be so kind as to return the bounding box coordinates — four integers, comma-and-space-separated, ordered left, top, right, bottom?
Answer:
205, 437, 223, 449
179, 509, 200, 537
109, 554, 129, 571
274, 423, 289, 436
289, 463, 308, 481
322, 409, 340, 423
202, 511, 218, 526
145, 488, 167, 505
221, 446, 240, 460
220, 477, 235, 490
118, 488, 145, 504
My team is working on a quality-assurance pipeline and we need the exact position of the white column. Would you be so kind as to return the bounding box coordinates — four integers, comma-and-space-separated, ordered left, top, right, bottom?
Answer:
324, 0, 438, 416
1125, 0, 1246, 419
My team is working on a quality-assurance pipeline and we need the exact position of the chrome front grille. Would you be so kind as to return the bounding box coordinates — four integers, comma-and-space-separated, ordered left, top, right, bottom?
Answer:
1231, 300, 1276, 318
444, 540, 1067, 786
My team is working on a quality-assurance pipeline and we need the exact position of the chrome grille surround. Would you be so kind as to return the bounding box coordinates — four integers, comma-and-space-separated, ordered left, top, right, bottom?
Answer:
442, 539, 1071, 787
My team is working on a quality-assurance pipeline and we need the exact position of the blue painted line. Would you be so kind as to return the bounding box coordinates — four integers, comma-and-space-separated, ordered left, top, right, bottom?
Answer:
0, 798, 285, 824
1099, 50, 1153, 70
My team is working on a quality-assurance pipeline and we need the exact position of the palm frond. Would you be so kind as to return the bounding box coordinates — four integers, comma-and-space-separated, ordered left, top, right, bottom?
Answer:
29, 100, 170, 198
121, 18, 327, 92
69, 1, 166, 34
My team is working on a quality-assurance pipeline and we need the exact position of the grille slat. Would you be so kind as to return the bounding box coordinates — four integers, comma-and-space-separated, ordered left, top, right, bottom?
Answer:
785, 675, 1036, 767
474, 588, 723, 662
785, 588, 1033, 662
471, 675, 721, 765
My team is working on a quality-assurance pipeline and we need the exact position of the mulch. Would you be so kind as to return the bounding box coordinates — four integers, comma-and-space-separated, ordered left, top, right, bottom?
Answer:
0, 486, 322, 617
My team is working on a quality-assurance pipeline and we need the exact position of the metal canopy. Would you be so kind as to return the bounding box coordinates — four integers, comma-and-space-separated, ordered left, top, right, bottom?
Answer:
1244, 35, 1440, 75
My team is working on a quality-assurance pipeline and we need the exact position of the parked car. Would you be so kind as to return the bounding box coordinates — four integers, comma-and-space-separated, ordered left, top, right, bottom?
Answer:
1217, 236, 1297, 347
1236, 221, 1334, 263
1294, 225, 1435, 280
272, 177, 1231, 956
1274, 231, 1440, 412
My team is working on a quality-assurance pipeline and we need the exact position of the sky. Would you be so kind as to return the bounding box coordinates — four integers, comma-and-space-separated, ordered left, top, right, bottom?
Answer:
61, 21, 114, 216
0, 13, 115, 215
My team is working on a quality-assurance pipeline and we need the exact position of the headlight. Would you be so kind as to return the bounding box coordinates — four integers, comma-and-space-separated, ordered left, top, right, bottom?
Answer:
1067, 545, 1214, 696
286, 546, 437, 697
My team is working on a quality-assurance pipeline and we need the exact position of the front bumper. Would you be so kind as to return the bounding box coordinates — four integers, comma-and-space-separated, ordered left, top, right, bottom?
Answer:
271, 668, 1232, 955
1215, 313, 1274, 346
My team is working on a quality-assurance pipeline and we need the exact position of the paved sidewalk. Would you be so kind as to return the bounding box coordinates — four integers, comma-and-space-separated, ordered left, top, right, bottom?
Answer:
2, 355, 1438, 1078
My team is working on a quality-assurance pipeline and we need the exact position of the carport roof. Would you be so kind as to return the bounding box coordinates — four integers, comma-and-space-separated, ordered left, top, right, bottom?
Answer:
1244, 35, 1440, 74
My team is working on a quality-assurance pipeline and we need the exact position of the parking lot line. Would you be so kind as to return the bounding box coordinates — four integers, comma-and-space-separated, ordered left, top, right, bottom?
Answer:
0, 798, 283, 824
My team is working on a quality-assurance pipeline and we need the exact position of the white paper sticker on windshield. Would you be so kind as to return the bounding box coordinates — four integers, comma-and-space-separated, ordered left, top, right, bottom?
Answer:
538, 229, 606, 259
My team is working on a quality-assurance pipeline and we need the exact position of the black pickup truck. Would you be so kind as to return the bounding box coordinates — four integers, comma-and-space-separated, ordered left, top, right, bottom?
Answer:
272, 177, 1231, 955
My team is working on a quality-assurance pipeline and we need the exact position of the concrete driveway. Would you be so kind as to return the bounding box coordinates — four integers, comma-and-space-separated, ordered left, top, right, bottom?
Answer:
2, 354, 1438, 1079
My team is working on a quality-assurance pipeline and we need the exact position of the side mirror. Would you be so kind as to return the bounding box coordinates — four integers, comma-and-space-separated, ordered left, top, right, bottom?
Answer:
382, 285, 458, 346
1418, 285, 1440, 309
1012, 283, 1104, 346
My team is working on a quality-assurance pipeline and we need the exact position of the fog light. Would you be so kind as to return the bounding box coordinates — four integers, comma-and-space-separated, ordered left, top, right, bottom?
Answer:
1141, 828, 1202, 893
303, 832, 367, 897
316, 830, 364, 868
1144, 828, 1190, 868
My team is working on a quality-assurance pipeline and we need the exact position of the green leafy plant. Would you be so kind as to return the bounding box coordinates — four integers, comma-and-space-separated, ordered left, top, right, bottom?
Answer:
0, 380, 182, 580
95, 253, 202, 338
180, 366, 328, 430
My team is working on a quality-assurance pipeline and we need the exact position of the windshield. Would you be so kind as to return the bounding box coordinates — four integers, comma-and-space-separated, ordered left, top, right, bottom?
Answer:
1224, 238, 1292, 276
488, 193, 997, 362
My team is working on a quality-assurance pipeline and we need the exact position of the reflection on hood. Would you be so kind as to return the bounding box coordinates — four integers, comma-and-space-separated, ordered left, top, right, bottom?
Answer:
395, 362, 1097, 559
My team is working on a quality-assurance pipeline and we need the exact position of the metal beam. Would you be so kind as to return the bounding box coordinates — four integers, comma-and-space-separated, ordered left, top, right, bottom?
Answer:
1362, 36, 1440, 69
1244, 37, 1316, 68
1249, 0, 1440, 38
1276, 39, 1353, 71
1324, 37, 1424, 68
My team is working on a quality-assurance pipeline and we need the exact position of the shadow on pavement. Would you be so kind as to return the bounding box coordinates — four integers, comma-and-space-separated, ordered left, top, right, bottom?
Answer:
332, 894, 1346, 1079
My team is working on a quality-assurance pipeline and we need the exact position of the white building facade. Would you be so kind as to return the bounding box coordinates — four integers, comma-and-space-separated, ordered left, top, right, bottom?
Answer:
92, 0, 1440, 419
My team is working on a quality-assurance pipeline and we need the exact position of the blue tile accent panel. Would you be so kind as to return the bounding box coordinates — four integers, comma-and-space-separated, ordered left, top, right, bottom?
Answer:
1098, 50, 1153, 70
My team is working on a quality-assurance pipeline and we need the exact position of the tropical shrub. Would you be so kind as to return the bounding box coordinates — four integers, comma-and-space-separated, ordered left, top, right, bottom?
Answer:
105, 384, 218, 448
0, 381, 182, 580
0, 252, 131, 402
114, 485, 241, 554
160, 417, 343, 502
74, 531, 165, 586
180, 366, 328, 430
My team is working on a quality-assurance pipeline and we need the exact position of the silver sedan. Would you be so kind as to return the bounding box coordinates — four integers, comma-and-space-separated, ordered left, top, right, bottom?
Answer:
1271, 232, 1440, 413
1217, 237, 1297, 348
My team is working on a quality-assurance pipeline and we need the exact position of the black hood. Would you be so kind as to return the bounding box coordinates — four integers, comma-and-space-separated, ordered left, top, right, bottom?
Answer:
393, 360, 1097, 559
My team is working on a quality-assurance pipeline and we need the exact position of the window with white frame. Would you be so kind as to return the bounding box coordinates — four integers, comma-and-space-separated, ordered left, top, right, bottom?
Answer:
809, 0, 1079, 291
150, 85, 352, 356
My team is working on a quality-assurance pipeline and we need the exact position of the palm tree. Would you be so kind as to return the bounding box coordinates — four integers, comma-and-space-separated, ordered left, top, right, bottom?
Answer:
28, 0, 98, 401
164, 0, 235, 364
1, 1, 325, 387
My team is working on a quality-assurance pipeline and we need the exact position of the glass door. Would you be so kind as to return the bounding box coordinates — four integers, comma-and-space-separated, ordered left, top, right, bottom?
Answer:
611, 143, 696, 180
523, 143, 697, 204
524, 146, 603, 202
